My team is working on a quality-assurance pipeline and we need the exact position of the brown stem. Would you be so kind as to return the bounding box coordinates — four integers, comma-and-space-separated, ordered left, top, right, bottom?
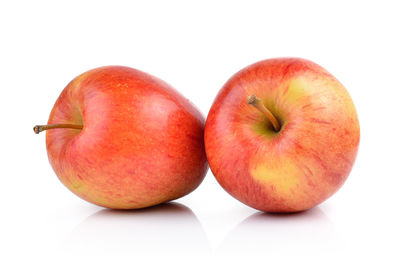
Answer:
33, 124, 83, 134
247, 95, 281, 132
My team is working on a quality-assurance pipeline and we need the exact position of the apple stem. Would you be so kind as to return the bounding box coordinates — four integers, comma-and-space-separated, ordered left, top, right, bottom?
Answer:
247, 95, 281, 132
33, 124, 83, 134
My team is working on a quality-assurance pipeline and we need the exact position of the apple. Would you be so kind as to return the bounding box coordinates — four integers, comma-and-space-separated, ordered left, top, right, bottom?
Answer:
34, 66, 208, 209
204, 58, 360, 212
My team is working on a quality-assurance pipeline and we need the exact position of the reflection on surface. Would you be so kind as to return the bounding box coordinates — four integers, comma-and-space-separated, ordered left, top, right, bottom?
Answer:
218, 207, 344, 255
61, 202, 210, 255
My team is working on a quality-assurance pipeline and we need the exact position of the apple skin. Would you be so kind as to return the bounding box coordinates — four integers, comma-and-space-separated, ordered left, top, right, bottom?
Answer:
204, 58, 360, 213
46, 66, 208, 209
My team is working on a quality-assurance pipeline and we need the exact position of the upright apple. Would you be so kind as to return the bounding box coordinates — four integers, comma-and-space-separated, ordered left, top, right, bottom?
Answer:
34, 66, 208, 209
205, 58, 360, 212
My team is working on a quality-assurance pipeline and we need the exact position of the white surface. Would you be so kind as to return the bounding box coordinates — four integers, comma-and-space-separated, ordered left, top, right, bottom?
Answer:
1, 0, 399, 254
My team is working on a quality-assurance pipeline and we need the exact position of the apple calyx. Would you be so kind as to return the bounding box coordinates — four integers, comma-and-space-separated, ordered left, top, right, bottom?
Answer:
247, 95, 281, 132
33, 124, 83, 134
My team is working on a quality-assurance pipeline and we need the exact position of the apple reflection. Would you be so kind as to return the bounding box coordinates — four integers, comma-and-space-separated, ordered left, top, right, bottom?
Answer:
218, 207, 345, 255
61, 202, 210, 255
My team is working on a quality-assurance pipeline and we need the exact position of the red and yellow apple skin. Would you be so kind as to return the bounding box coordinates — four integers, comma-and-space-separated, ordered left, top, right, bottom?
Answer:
46, 66, 208, 209
205, 58, 360, 212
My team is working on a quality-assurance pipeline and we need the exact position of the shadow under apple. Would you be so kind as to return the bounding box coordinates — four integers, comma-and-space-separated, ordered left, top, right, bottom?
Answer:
217, 207, 345, 255
60, 202, 211, 255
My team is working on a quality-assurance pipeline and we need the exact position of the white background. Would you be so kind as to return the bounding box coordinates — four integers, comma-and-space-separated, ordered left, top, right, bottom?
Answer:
1, 0, 399, 254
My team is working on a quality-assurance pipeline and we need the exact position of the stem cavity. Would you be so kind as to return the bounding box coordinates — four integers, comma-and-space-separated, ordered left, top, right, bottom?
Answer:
247, 95, 281, 132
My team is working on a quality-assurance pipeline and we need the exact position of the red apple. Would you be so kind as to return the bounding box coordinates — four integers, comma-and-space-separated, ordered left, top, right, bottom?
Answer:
205, 58, 360, 212
35, 66, 208, 209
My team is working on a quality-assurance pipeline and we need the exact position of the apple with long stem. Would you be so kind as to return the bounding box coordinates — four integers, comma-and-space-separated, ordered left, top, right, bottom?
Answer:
34, 66, 208, 209
205, 58, 360, 212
